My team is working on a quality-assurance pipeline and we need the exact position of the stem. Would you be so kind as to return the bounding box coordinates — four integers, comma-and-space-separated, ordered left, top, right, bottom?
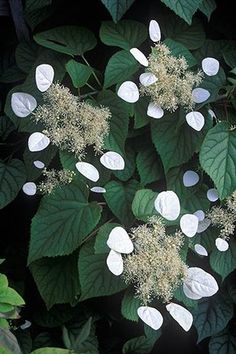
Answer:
79, 90, 99, 99
81, 218, 114, 245
82, 54, 102, 87
85, 82, 97, 90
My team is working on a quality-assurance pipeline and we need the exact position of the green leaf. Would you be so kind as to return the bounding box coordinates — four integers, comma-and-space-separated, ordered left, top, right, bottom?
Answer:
133, 97, 149, 129
200, 122, 236, 199
0, 329, 22, 354
34, 26, 97, 56
66, 60, 92, 88
15, 330, 32, 354
31, 349, 70, 354
200, 68, 226, 104
121, 288, 140, 322
0, 274, 8, 289
132, 189, 157, 222
0, 319, 9, 329
0, 159, 26, 209
193, 292, 234, 343
15, 41, 38, 73
136, 145, 163, 185
0, 65, 26, 83
78, 241, 127, 301
0, 116, 15, 140
198, 0, 217, 21
161, 0, 202, 25
28, 181, 102, 263
104, 50, 139, 88
210, 237, 236, 279
30, 254, 80, 310
104, 180, 140, 226
223, 50, 236, 69
101, 0, 135, 22
0, 288, 25, 306
209, 326, 236, 354
94, 222, 120, 254
100, 20, 147, 50
164, 38, 197, 67
122, 334, 159, 354
113, 146, 136, 182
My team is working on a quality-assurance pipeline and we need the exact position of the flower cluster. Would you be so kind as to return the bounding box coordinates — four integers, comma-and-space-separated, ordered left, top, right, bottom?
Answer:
38, 168, 75, 194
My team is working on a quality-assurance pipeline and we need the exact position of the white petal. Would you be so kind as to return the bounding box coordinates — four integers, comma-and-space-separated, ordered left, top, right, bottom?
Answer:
197, 218, 211, 233
137, 306, 163, 330
20, 320, 32, 330
192, 88, 210, 103
90, 186, 106, 193
35, 64, 54, 92
208, 109, 216, 119
194, 244, 208, 256
215, 238, 229, 252
154, 191, 180, 221
130, 48, 148, 67
147, 102, 164, 119
100, 151, 125, 171
22, 182, 37, 196
11, 92, 37, 118
186, 111, 205, 131
207, 188, 218, 202
149, 20, 161, 42
166, 303, 193, 332
139, 72, 158, 86
183, 267, 219, 298
28, 132, 50, 152
33, 160, 45, 169
117, 81, 139, 103
107, 226, 134, 254
194, 210, 205, 221
183, 170, 199, 187
183, 283, 202, 300
106, 249, 123, 276
180, 214, 198, 238
75, 162, 99, 182
202, 57, 219, 76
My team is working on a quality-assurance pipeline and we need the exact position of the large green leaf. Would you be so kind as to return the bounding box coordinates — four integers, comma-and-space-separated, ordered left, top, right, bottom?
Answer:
65, 60, 92, 88
164, 38, 197, 67
30, 254, 80, 310
122, 335, 158, 354
31, 349, 70, 354
136, 145, 163, 185
113, 146, 136, 182
99, 20, 147, 50
94, 222, 120, 254
121, 288, 140, 322
198, 0, 217, 20
0, 159, 26, 209
209, 326, 236, 354
200, 68, 226, 105
100, 0, 135, 22
161, 0, 202, 25
200, 122, 236, 199
132, 189, 157, 222
104, 50, 139, 88
15, 41, 38, 73
34, 26, 97, 56
133, 96, 149, 129
28, 181, 102, 263
210, 237, 236, 279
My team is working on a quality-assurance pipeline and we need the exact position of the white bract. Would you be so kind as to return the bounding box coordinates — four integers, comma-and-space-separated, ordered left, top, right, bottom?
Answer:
139, 72, 158, 86
33, 160, 45, 169
35, 64, 54, 92
11, 92, 37, 118
137, 306, 163, 330
183, 284, 202, 300
147, 102, 164, 119
130, 48, 148, 67
194, 244, 208, 256
107, 226, 134, 254
193, 210, 205, 221
183, 170, 199, 187
180, 214, 198, 238
117, 81, 139, 103
183, 267, 219, 299
154, 191, 180, 221
207, 188, 219, 202
192, 88, 210, 103
22, 182, 37, 196
28, 132, 50, 152
186, 111, 205, 131
106, 249, 123, 276
208, 109, 216, 119
75, 162, 99, 182
202, 57, 219, 76
90, 186, 106, 193
197, 218, 211, 233
20, 320, 32, 330
149, 20, 161, 42
100, 151, 125, 170
166, 303, 193, 332
215, 238, 229, 252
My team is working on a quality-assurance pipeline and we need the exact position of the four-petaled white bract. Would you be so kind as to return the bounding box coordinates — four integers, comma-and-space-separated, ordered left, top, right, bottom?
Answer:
139, 72, 158, 86
28, 132, 50, 152
192, 88, 210, 103
130, 48, 148, 67
35, 64, 54, 92
33, 160, 45, 169
193, 210, 205, 221
75, 162, 99, 182
183, 170, 199, 187
11, 92, 37, 118
107, 226, 134, 254
149, 20, 161, 42
90, 186, 106, 193
197, 218, 211, 233
117, 81, 139, 103
106, 249, 123, 276
202, 57, 219, 76
147, 102, 164, 119
137, 306, 163, 330
22, 182, 37, 196
166, 303, 193, 332
215, 238, 229, 252
207, 188, 219, 202
194, 244, 208, 256
180, 214, 198, 238
154, 191, 180, 221
100, 151, 125, 170
186, 111, 205, 131
183, 267, 219, 299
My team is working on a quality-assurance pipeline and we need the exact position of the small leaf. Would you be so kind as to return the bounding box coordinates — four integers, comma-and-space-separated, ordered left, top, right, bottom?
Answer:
161, 0, 203, 25
198, 0, 217, 21
121, 288, 140, 322
132, 189, 157, 222
65, 60, 92, 88
210, 237, 236, 279
100, 0, 135, 22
